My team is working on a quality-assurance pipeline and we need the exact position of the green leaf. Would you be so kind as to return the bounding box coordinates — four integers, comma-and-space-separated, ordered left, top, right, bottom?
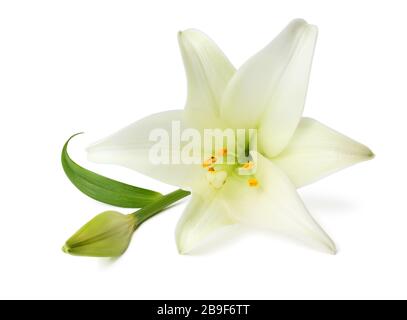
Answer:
61, 133, 163, 208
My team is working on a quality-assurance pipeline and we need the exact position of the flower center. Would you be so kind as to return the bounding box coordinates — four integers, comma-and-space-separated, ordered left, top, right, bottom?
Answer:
203, 149, 259, 189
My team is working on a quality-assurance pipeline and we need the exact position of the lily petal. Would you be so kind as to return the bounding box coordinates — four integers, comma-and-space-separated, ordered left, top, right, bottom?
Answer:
273, 117, 375, 188
221, 19, 317, 156
222, 152, 336, 253
178, 29, 235, 128
176, 186, 235, 254
87, 110, 201, 189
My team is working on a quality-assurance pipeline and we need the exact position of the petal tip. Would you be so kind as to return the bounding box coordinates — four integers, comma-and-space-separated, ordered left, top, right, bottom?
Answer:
85, 146, 102, 163
177, 28, 203, 42
176, 231, 196, 255
367, 149, 375, 159
358, 145, 375, 161
322, 234, 338, 255
290, 18, 316, 28
176, 242, 190, 255
178, 249, 188, 255
290, 18, 318, 37
328, 243, 338, 255
176, 232, 188, 255
178, 30, 188, 41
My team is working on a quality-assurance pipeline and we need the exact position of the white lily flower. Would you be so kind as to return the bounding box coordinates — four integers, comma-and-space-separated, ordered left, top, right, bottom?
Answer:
87, 19, 374, 254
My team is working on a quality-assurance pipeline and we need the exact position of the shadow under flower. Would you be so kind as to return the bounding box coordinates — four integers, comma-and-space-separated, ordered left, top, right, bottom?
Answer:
302, 193, 356, 214
183, 225, 250, 256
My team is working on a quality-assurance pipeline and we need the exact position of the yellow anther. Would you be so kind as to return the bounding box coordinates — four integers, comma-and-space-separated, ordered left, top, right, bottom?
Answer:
202, 160, 211, 168
242, 161, 254, 170
202, 156, 217, 168
208, 167, 215, 172
248, 178, 259, 187
218, 148, 228, 156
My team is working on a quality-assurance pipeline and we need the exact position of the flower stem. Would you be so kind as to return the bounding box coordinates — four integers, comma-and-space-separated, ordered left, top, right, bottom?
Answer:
133, 189, 191, 226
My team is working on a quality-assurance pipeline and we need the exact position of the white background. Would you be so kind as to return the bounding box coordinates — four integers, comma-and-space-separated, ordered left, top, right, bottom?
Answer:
0, 0, 405, 299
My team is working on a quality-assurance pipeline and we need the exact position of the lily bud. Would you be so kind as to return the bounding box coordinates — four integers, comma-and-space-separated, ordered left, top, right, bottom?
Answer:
62, 211, 137, 257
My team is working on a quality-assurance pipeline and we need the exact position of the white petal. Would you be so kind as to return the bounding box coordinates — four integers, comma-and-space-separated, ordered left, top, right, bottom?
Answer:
221, 19, 317, 156
87, 110, 202, 189
176, 186, 235, 254
273, 117, 374, 188
178, 29, 235, 128
221, 152, 336, 253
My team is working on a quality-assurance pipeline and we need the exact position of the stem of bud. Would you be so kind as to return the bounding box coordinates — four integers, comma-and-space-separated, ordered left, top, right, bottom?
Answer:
134, 189, 191, 225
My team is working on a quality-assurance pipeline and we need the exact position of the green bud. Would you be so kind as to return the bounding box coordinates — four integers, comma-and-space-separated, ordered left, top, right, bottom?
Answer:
62, 211, 137, 257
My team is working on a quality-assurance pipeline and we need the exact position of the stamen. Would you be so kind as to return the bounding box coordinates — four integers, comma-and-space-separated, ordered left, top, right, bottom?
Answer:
202, 156, 217, 168
242, 161, 254, 170
218, 148, 228, 156
202, 160, 210, 168
208, 167, 215, 172
248, 178, 259, 187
